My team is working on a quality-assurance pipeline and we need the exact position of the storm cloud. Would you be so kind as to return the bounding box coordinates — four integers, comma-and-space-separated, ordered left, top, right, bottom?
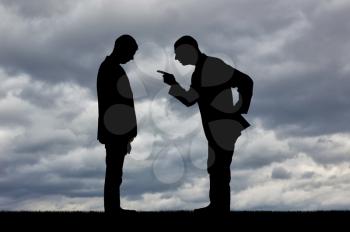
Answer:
0, 0, 350, 211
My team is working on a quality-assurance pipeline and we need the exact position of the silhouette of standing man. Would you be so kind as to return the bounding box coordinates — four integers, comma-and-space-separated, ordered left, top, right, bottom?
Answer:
97, 35, 138, 213
158, 36, 253, 213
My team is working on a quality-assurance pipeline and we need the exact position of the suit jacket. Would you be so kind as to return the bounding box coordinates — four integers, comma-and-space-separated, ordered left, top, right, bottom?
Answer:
97, 56, 137, 144
169, 54, 253, 149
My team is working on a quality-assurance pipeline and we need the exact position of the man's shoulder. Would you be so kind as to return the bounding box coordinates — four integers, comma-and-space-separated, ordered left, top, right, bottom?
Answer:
200, 56, 235, 87
98, 57, 124, 78
205, 55, 228, 64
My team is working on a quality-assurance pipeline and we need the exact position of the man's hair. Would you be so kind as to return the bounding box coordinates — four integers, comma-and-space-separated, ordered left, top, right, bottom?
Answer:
114, 34, 138, 51
174, 35, 199, 50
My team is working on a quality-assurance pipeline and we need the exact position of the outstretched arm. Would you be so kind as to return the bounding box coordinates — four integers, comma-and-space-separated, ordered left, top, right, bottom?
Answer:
158, 70, 199, 107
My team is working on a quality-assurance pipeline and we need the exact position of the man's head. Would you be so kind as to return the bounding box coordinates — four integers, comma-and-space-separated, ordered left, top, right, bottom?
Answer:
112, 34, 138, 64
174, 36, 200, 66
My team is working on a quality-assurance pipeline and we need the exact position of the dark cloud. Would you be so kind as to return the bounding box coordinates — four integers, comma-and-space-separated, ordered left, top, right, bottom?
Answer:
1, 0, 74, 18
271, 167, 292, 179
1, 0, 350, 211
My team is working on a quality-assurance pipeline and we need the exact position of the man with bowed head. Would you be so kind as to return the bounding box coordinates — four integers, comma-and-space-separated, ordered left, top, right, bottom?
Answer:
97, 34, 138, 213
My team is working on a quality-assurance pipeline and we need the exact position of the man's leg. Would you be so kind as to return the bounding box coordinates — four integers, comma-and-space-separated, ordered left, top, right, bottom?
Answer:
208, 143, 234, 212
104, 141, 127, 213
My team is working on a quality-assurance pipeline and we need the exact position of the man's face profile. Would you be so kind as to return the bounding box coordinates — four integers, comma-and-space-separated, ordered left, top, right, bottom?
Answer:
175, 44, 198, 66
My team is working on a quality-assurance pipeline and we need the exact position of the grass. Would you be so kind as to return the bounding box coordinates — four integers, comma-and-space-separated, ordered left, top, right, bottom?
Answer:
1, 211, 349, 229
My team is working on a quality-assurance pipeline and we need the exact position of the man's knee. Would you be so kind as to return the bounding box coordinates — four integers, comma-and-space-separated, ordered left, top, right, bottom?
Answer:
207, 153, 233, 174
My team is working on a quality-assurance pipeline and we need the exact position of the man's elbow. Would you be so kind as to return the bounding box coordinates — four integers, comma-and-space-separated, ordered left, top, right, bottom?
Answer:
246, 75, 254, 90
184, 100, 196, 107
175, 95, 198, 107
178, 97, 196, 107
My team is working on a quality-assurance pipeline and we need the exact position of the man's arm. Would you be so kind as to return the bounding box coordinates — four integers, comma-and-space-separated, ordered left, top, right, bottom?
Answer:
168, 84, 199, 107
231, 69, 253, 114
158, 70, 199, 107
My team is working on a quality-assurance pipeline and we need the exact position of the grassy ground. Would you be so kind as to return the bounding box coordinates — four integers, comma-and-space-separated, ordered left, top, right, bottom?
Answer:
1, 211, 349, 229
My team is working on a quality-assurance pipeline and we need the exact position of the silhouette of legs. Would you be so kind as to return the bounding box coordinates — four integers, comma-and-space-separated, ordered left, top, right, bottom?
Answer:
104, 140, 127, 213
207, 142, 233, 212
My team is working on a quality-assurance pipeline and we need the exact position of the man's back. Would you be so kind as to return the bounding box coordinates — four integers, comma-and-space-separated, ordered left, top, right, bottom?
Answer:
190, 55, 252, 145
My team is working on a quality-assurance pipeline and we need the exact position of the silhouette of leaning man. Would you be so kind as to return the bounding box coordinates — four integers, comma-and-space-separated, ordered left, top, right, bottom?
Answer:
97, 35, 138, 213
158, 36, 253, 213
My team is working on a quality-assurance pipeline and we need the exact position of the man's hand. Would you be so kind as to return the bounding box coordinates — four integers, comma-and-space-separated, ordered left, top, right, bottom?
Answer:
157, 70, 177, 85
127, 137, 135, 154
127, 143, 132, 154
129, 137, 135, 143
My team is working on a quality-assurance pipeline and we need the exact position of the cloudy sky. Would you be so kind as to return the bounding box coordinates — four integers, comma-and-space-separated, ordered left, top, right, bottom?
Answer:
0, 0, 350, 211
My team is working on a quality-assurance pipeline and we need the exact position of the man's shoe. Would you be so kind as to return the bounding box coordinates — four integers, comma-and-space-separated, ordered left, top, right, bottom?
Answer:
193, 204, 213, 213
105, 207, 137, 215
119, 208, 137, 214
194, 204, 230, 214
